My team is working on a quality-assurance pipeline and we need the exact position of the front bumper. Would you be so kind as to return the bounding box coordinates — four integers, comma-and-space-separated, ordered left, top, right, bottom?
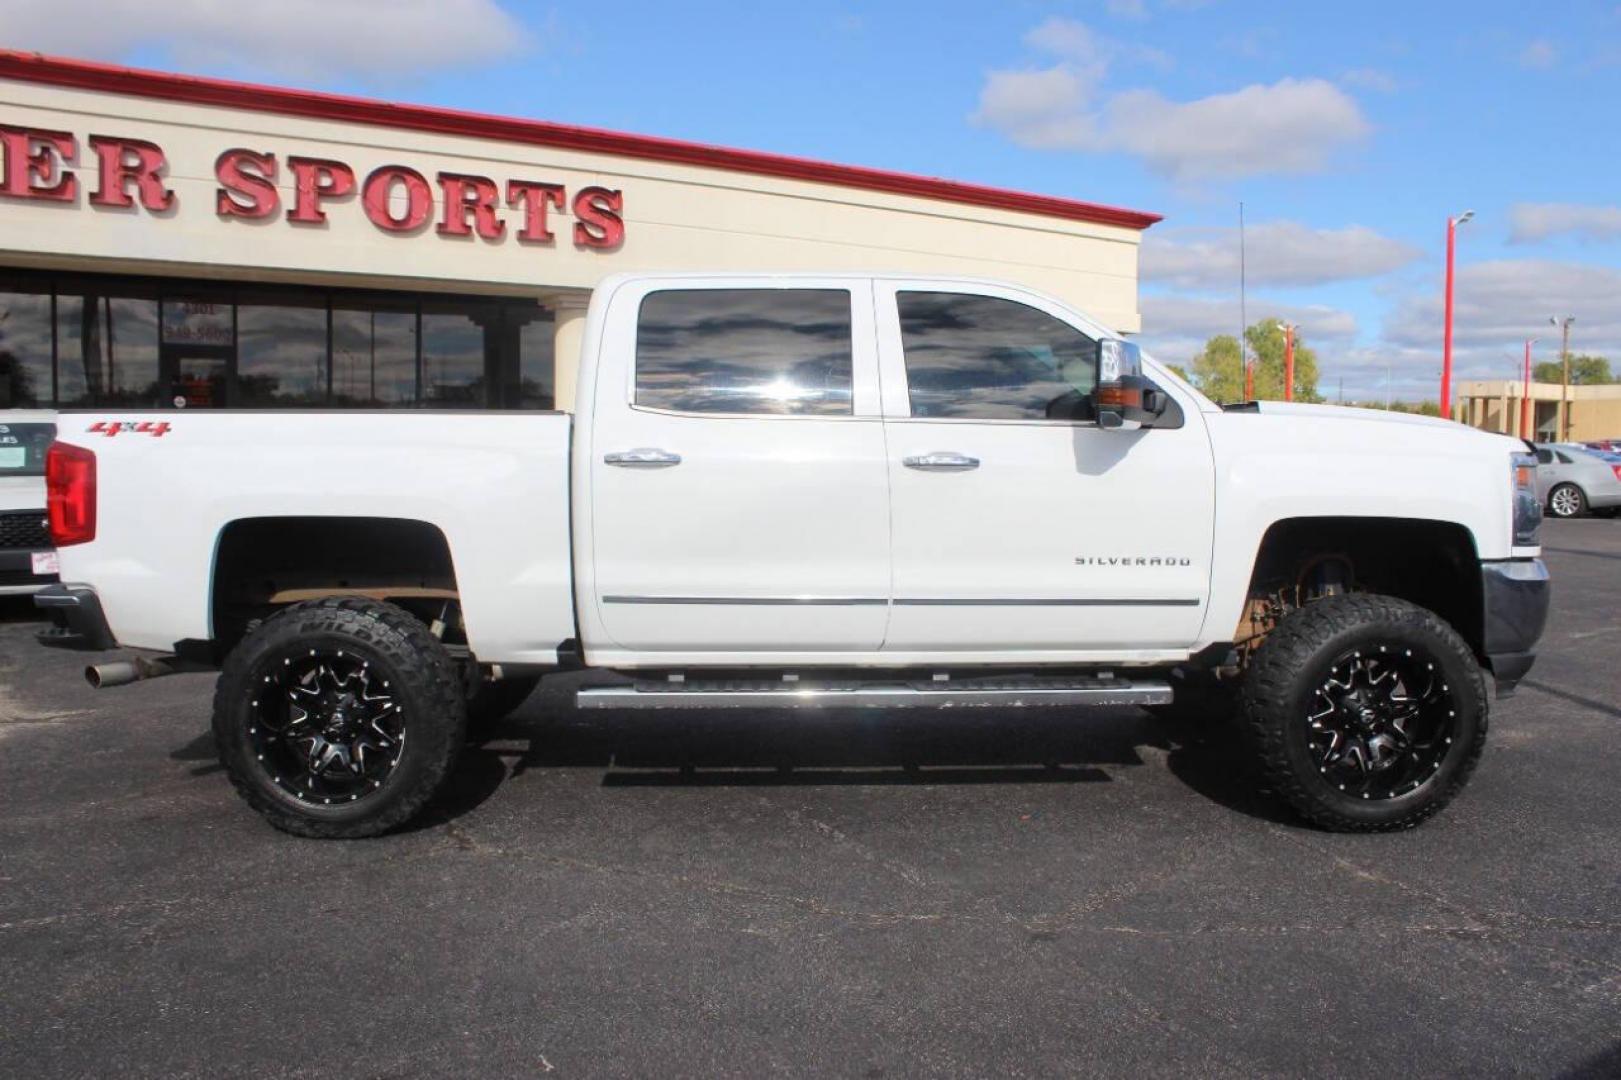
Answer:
1481, 558, 1550, 693
34, 583, 117, 651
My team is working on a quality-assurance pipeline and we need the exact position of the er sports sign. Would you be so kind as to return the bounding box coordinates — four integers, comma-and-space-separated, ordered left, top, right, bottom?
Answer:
0, 124, 626, 249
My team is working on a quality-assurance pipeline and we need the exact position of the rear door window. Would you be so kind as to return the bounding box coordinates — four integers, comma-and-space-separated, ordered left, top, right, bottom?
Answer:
635, 289, 852, 416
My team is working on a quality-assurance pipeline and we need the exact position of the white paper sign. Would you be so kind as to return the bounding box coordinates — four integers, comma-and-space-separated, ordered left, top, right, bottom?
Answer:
31, 551, 59, 576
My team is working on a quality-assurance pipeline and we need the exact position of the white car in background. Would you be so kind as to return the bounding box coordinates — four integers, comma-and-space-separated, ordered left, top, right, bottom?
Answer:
0, 410, 58, 595
1533, 443, 1621, 519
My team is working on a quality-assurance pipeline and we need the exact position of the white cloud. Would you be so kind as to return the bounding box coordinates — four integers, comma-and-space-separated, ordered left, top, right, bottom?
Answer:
1508, 203, 1621, 244
1142, 221, 1421, 290
0, 0, 530, 82
1383, 260, 1621, 356
972, 23, 1370, 183
1136, 293, 1359, 368
1519, 39, 1558, 70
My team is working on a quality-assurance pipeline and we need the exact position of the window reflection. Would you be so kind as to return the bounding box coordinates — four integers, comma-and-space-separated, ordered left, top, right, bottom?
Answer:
239, 296, 327, 407
897, 292, 1098, 421
0, 270, 557, 410
333, 304, 416, 407
0, 290, 52, 408
636, 289, 852, 416
422, 302, 488, 407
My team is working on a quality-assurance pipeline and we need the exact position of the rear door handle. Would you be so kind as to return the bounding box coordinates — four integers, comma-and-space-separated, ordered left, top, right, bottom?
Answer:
902, 451, 980, 471
604, 448, 682, 468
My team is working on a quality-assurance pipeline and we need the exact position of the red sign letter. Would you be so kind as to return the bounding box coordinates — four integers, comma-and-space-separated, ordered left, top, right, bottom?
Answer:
362, 165, 433, 232
88, 135, 174, 211
215, 148, 279, 218
506, 179, 565, 243
286, 156, 356, 223
0, 125, 77, 202
436, 172, 505, 240
573, 186, 624, 249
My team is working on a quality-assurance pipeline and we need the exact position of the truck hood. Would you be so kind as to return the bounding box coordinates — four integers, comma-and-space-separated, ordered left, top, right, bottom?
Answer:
1235, 400, 1525, 451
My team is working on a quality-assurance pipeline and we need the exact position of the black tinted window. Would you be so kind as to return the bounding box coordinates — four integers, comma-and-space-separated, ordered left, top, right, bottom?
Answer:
1534, 449, 1554, 464
1556, 451, 1574, 465
636, 290, 852, 415
897, 292, 1098, 421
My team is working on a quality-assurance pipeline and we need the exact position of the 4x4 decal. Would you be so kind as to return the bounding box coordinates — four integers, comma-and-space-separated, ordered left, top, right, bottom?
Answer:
87, 421, 170, 438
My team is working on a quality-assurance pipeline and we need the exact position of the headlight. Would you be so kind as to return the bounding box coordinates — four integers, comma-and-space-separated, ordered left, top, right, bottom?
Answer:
1511, 451, 1542, 546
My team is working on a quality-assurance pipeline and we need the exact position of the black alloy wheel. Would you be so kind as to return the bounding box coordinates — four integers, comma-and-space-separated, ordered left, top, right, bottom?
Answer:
1242, 593, 1486, 831
247, 650, 405, 806
1306, 646, 1456, 801
214, 597, 465, 838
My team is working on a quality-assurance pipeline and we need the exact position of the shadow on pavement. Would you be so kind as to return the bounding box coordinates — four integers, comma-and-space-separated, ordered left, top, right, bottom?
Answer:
405, 694, 1297, 831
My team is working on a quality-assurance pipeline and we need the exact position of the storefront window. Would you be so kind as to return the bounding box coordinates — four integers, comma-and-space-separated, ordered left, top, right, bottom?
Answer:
0, 269, 555, 411
421, 303, 488, 407
333, 303, 417, 407
517, 311, 555, 409
238, 296, 328, 407
0, 289, 53, 408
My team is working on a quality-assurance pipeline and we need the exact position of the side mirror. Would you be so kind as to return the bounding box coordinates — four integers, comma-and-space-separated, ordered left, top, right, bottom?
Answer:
1096, 340, 1166, 430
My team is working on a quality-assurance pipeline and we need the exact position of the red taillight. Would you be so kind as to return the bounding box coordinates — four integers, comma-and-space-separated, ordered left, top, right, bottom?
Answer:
1613, 465, 1621, 483
45, 442, 96, 546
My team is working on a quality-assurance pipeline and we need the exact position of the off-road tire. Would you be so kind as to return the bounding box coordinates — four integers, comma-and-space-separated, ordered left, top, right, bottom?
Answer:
466, 674, 541, 728
1241, 593, 1487, 832
1548, 482, 1587, 519
213, 597, 466, 838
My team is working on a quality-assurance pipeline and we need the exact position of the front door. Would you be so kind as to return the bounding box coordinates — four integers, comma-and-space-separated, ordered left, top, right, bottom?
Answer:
585, 279, 891, 656
875, 282, 1215, 657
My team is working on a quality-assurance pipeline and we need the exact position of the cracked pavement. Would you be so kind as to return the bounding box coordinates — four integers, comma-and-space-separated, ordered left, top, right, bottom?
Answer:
2, 519, 1619, 1077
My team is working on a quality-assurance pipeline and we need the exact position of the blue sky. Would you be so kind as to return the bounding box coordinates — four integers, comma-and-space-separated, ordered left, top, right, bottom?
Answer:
6, 0, 1621, 401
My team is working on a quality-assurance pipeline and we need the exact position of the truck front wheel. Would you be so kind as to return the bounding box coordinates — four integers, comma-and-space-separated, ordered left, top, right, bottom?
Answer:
212, 597, 467, 838
1241, 594, 1487, 832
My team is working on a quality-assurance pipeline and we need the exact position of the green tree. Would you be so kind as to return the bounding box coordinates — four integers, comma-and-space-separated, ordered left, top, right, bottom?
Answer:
1186, 319, 1323, 403
1188, 334, 1245, 402
1532, 354, 1611, 385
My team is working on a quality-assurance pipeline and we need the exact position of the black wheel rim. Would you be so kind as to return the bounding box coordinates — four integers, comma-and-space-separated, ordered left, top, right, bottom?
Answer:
1306, 645, 1458, 800
246, 648, 405, 806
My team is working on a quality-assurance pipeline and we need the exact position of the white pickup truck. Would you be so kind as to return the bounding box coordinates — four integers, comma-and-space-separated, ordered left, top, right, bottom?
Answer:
38, 273, 1549, 838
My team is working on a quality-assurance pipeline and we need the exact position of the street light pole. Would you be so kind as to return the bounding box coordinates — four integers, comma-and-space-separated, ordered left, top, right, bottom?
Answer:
1550, 315, 1575, 440
1521, 338, 1536, 440
1441, 210, 1474, 421
1280, 323, 1297, 402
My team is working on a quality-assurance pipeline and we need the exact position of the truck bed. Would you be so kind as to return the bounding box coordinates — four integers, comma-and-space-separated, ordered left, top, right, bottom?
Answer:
53, 411, 575, 664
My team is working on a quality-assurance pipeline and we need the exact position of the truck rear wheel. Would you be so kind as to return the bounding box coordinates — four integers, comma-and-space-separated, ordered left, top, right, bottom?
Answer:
212, 597, 467, 838
1241, 593, 1487, 832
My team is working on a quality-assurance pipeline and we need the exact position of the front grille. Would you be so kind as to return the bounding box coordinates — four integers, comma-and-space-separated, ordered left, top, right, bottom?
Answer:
0, 511, 50, 551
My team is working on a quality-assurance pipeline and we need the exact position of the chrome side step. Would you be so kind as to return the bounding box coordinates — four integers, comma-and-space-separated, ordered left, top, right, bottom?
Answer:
576, 676, 1171, 710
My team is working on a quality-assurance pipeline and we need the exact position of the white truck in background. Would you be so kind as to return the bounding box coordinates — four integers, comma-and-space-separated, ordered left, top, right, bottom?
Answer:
38, 273, 1549, 838
0, 411, 58, 596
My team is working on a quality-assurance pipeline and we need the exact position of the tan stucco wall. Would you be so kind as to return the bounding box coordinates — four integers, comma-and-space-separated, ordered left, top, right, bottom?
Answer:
0, 78, 1145, 334
1456, 380, 1621, 441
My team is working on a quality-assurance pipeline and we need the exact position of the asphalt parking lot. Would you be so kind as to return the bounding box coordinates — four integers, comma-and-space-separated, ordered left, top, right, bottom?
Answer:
2, 520, 1619, 1079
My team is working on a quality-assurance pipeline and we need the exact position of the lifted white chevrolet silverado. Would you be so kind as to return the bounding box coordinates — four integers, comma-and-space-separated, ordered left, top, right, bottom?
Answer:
39, 273, 1549, 837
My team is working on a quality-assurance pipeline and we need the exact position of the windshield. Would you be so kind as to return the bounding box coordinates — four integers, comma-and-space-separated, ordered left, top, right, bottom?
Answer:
0, 422, 54, 478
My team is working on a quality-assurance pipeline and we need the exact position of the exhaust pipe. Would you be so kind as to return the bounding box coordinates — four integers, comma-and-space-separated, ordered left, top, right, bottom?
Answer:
85, 655, 186, 689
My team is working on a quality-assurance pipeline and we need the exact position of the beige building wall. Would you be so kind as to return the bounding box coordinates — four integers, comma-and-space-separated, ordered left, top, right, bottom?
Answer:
1456, 380, 1621, 442
0, 64, 1153, 408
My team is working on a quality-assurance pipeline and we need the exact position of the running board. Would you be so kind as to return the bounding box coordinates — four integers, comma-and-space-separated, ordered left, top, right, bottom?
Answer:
576, 675, 1171, 710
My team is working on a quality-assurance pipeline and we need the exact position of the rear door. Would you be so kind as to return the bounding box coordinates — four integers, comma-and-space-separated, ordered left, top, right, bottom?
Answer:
582, 278, 891, 656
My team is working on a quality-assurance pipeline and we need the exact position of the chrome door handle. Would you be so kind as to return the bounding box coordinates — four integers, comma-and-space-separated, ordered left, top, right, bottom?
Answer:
604, 448, 682, 468
902, 451, 980, 471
